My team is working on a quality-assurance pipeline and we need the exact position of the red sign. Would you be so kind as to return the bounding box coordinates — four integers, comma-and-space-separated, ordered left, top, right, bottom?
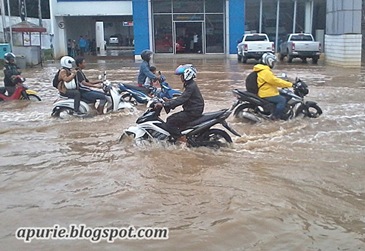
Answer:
123, 21, 133, 27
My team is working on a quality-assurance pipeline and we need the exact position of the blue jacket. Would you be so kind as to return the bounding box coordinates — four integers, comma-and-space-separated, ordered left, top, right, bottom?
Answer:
137, 61, 157, 85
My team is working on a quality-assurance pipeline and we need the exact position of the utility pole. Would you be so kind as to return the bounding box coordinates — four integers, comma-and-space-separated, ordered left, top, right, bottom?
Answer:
0, 0, 6, 42
19, 0, 25, 21
38, 0, 42, 26
6, 0, 12, 49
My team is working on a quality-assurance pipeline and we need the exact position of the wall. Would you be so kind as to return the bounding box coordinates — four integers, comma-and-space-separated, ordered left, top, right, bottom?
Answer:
325, 34, 362, 67
325, 0, 362, 67
52, 0, 132, 16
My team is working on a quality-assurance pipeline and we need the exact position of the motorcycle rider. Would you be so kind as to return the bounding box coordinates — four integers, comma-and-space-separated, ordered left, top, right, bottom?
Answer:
137, 49, 160, 88
155, 64, 204, 141
57, 56, 83, 115
2, 52, 22, 96
254, 52, 293, 120
75, 57, 107, 114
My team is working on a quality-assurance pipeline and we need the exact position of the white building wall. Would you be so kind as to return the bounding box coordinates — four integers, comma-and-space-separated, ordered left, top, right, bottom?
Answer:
51, 0, 132, 16
325, 34, 362, 67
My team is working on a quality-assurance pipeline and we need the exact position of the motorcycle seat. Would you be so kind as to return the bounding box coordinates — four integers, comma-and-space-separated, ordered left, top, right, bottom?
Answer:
122, 84, 150, 95
186, 110, 227, 127
236, 90, 272, 106
58, 94, 94, 105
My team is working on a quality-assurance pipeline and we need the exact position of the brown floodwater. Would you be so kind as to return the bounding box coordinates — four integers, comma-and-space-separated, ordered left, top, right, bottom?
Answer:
0, 55, 364, 251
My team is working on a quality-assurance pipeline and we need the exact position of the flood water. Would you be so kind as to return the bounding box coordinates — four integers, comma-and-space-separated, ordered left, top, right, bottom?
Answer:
0, 56, 364, 250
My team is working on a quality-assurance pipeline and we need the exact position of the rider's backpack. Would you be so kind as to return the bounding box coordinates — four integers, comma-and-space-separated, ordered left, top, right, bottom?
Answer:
52, 69, 61, 89
245, 71, 259, 94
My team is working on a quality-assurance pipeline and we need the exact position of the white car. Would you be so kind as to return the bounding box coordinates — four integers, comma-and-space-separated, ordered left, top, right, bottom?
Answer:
237, 33, 274, 63
109, 36, 119, 45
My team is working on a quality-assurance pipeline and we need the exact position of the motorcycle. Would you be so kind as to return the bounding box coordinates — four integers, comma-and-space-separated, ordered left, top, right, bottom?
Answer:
151, 71, 182, 99
232, 77, 322, 123
119, 98, 241, 149
0, 76, 41, 101
51, 72, 134, 118
119, 71, 181, 105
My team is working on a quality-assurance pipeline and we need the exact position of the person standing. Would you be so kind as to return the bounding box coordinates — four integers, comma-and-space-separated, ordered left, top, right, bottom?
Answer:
78, 36, 87, 56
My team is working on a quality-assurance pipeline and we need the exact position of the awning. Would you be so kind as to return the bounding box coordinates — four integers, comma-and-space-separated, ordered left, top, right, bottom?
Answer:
5, 21, 46, 33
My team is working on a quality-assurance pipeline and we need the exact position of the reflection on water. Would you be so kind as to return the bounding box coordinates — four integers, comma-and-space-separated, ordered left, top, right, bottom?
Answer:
0, 57, 364, 250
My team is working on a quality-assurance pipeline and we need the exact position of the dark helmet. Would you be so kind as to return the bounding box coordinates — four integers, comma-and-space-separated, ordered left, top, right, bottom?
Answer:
261, 52, 277, 69
4, 52, 16, 64
141, 49, 153, 62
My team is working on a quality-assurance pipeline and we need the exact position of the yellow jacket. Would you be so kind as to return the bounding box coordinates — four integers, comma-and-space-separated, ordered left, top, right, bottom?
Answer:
253, 64, 293, 98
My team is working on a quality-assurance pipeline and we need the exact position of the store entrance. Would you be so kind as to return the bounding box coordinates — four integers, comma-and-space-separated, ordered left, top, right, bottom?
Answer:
174, 22, 203, 54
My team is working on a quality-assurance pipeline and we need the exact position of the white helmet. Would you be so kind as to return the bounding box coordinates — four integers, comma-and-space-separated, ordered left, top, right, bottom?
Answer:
175, 64, 197, 82
261, 52, 277, 68
60, 56, 75, 69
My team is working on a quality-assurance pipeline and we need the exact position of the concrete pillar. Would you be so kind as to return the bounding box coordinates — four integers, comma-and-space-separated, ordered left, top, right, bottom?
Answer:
292, 0, 297, 33
304, 0, 313, 34
259, 0, 263, 33
275, 0, 280, 53
95, 22, 105, 55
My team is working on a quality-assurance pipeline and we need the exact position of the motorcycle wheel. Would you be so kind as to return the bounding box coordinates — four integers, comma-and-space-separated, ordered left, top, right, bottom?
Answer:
20, 94, 41, 101
295, 104, 322, 118
122, 93, 138, 105
52, 107, 74, 119
234, 103, 258, 123
196, 129, 232, 149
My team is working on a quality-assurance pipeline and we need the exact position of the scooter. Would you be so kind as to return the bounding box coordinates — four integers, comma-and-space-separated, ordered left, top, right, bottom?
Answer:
118, 83, 151, 105
151, 71, 182, 99
119, 71, 181, 105
232, 77, 322, 123
119, 98, 241, 149
0, 76, 41, 101
51, 72, 134, 118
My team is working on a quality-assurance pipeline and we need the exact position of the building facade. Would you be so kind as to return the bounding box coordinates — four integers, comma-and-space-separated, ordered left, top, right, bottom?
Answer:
49, 0, 362, 67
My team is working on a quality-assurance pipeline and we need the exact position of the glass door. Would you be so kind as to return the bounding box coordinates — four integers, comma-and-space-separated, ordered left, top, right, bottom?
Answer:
174, 22, 203, 54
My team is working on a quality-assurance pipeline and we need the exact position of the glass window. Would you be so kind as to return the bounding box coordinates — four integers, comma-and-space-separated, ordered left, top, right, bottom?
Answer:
244, 0, 260, 33
173, 0, 203, 13
152, 0, 172, 14
244, 34, 268, 41
205, 14, 224, 53
205, 0, 224, 13
154, 15, 173, 53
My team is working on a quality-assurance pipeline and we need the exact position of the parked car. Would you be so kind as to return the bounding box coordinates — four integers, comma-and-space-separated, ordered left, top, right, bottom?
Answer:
237, 33, 275, 63
279, 33, 321, 64
109, 35, 120, 45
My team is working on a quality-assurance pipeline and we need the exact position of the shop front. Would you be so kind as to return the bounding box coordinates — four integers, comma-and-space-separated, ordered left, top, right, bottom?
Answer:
151, 0, 225, 54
